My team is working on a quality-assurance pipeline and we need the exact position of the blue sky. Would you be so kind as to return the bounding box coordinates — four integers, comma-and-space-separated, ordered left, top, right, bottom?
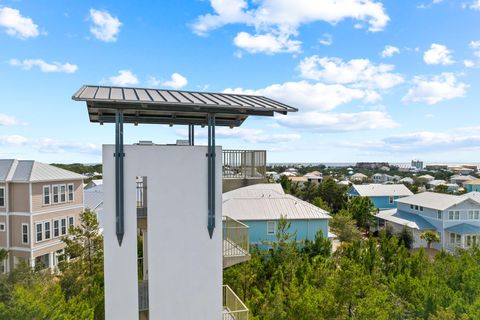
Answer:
1, 0, 480, 164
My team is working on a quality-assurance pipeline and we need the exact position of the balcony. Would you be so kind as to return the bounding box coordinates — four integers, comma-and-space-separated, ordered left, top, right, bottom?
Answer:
223, 216, 250, 268
223, 149, 267, 192
223, 285, 249, 320
138, 280, 149, 312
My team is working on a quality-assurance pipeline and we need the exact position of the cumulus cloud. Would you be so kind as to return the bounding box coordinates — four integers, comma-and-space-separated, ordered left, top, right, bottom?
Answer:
233, 31, 301, 54
0, 114, 20, 126
109, 70, 139, 86
470, 0, 480, 10
9, 59, 78, 73
178, 127, 301, 144
275, 111, 398, 132
423, 43, 454, 65
464, 60, 475, 68
402, 73, 467, 105
319, 33, 333, 46
224, 81, 376, 112
89, 9, 121, 42
381, 45, 400, 58
36, 138, 100, 154
470, 40, 480, 57
0, 7, 39, 39
0, 134, 28, 145
192, 0, 389, 54
162, 73, 188, 89
298, 56, 404, 90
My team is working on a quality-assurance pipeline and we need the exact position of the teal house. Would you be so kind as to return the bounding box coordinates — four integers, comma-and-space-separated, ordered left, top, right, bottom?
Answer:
223, 184, 331, 246
465, 180, 480, 192
347, 184, 413, 210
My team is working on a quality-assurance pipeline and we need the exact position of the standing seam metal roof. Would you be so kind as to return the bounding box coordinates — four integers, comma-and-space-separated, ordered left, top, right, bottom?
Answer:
73, 85, 298, 127
0, 160, 85, 182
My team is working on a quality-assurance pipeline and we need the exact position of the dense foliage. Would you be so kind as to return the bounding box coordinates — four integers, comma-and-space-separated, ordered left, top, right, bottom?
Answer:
51, 163, 102, 175
225, 227, 480, 320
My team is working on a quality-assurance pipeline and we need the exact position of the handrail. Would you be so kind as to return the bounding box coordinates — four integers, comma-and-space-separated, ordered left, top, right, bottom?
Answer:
223, 285, 249, 320
138, 280, 149, 312
223, 149, 266, 179
223, 216, 249, 258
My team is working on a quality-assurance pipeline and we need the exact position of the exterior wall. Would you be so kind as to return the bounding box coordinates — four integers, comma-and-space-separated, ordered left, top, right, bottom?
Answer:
223, 177, 267, 193
371, 196, 400, 209
0, 215, 6, 248
9, 215, 30, 248
244, 219, 329, 245
0, 183, 5, 213
384, 221, 434, 249
466, 184, 480, 192
103, 145, 222, 320
31, 180, 83, 212
9, 183, 29, 212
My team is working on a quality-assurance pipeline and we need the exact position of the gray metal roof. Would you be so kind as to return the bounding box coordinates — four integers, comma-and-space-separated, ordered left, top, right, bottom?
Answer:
350, 184, 413, 197
0, 160, 85, 182
84, 186, 104, 211
222, 184, 331, 221
396, 192, 480, 211
376, 209, 436, 230
72, 85, 298, 127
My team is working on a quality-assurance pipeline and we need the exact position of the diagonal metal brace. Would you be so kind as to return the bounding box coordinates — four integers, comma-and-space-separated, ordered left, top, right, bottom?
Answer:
206, 114, 216, 238
115, 111, 125, 246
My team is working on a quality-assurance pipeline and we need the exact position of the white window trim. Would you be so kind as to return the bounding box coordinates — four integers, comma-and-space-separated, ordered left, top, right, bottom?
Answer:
0, 186, 5, 208
267, 221, 276, 235
68, 216, 74, 228
52, 185, 59, 204
67, 183, 74, 202
35, 222, 43, 243
0, 223, 5, 231
60, 218, 67, 236
60, 184, 67, 203
53, 219, 60, 238
44, 221, 51, 240
437, 211, 442, 220
21, 223, 29, 244
389, 196, 394, 204
42, 185, 51, 206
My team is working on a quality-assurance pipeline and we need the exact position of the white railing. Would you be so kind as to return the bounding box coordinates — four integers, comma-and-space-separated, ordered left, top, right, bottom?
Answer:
223, 149, 266, 179
223, 217, 250, 268
223, 285, 249, 320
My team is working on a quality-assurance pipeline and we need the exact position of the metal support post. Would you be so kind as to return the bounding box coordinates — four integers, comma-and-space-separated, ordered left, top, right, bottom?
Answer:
115, 111, 125, 246
207, 114, 216, 238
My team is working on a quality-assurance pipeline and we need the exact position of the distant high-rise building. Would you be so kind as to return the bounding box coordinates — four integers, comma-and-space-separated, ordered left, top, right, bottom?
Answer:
411, 159, 424, 170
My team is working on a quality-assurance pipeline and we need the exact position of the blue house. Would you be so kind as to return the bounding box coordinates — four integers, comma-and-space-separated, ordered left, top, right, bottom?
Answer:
223, 184, 331, 246
465, 180, 480, 192
347, 184, 413, 210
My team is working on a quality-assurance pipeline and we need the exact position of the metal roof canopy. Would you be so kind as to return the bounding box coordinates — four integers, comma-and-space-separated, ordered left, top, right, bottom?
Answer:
72, 85, 297, 127
73, 85, 297, 246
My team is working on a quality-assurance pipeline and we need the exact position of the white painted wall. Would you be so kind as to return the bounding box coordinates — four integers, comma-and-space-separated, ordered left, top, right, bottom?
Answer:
103, 145, 222, 320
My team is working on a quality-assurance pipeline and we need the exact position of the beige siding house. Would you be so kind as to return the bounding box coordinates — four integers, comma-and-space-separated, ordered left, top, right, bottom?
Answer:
0, 159, 84, 272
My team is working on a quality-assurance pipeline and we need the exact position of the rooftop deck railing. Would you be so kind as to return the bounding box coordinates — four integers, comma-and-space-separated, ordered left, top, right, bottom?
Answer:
223, 149, 266, 179
138, 280, 149, 312
223, 285, 249, 320
136, 179, 147, 217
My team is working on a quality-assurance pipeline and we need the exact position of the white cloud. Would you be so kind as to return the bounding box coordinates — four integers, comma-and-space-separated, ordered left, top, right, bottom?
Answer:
464, 60, 475, 68
347, 128, 480, 154
319, 33, 333, 46
402, 73, 467, 105
9, 59, 78, 73
381, 45, 399, 58
298, 56, 404, 90
423, 43, 454, 65
0, 7, 39, 39
0, 114, 20, 126
109, 70, 139, 86
162, 73, 188, 89
276, 111, 398, 132
178, 127, 301, 144
224, 81, 376, 112
0, 134, 27, 145
470, 40, 480, 57
233, 31, 301, 54
470, 0, 480, 10
192, 0, 389, 54
36, 138, 100, 154
89, 9, 121, 42
147, 76, 161, 87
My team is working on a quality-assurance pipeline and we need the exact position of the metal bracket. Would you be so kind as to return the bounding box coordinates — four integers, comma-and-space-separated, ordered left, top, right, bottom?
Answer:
188, 124, 195, 146
115, 111, 125, 246
207, 114, 216, 238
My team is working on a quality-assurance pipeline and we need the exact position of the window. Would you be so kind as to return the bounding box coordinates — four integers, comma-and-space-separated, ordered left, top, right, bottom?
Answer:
67, 184, 74, 202
267, 221, 276, 235
61, 218, 67, 235
44, 221, 51, 240
43, 186, 50, 205
60, 185, 66, 203
410, 204, 414, 209
389, 196, 394, 204
475, 210, 480, 220
68, 217, 74, 228
455, 211, 460, 220
449, 211, 454, 220
53, 220, 59, 237
449, 233, 461, 245
469, 210, 474, 219
0, 187, 4, 207
437, 211, 442, 220
0, 223, 5, 231
22, 224, 29, 244
52, 185, 59, 204
36, 223, 43, 242
415, 205, 419, 210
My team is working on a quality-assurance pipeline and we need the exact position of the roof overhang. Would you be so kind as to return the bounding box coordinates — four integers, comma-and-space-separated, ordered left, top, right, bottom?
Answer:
73, 85, 298, 127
